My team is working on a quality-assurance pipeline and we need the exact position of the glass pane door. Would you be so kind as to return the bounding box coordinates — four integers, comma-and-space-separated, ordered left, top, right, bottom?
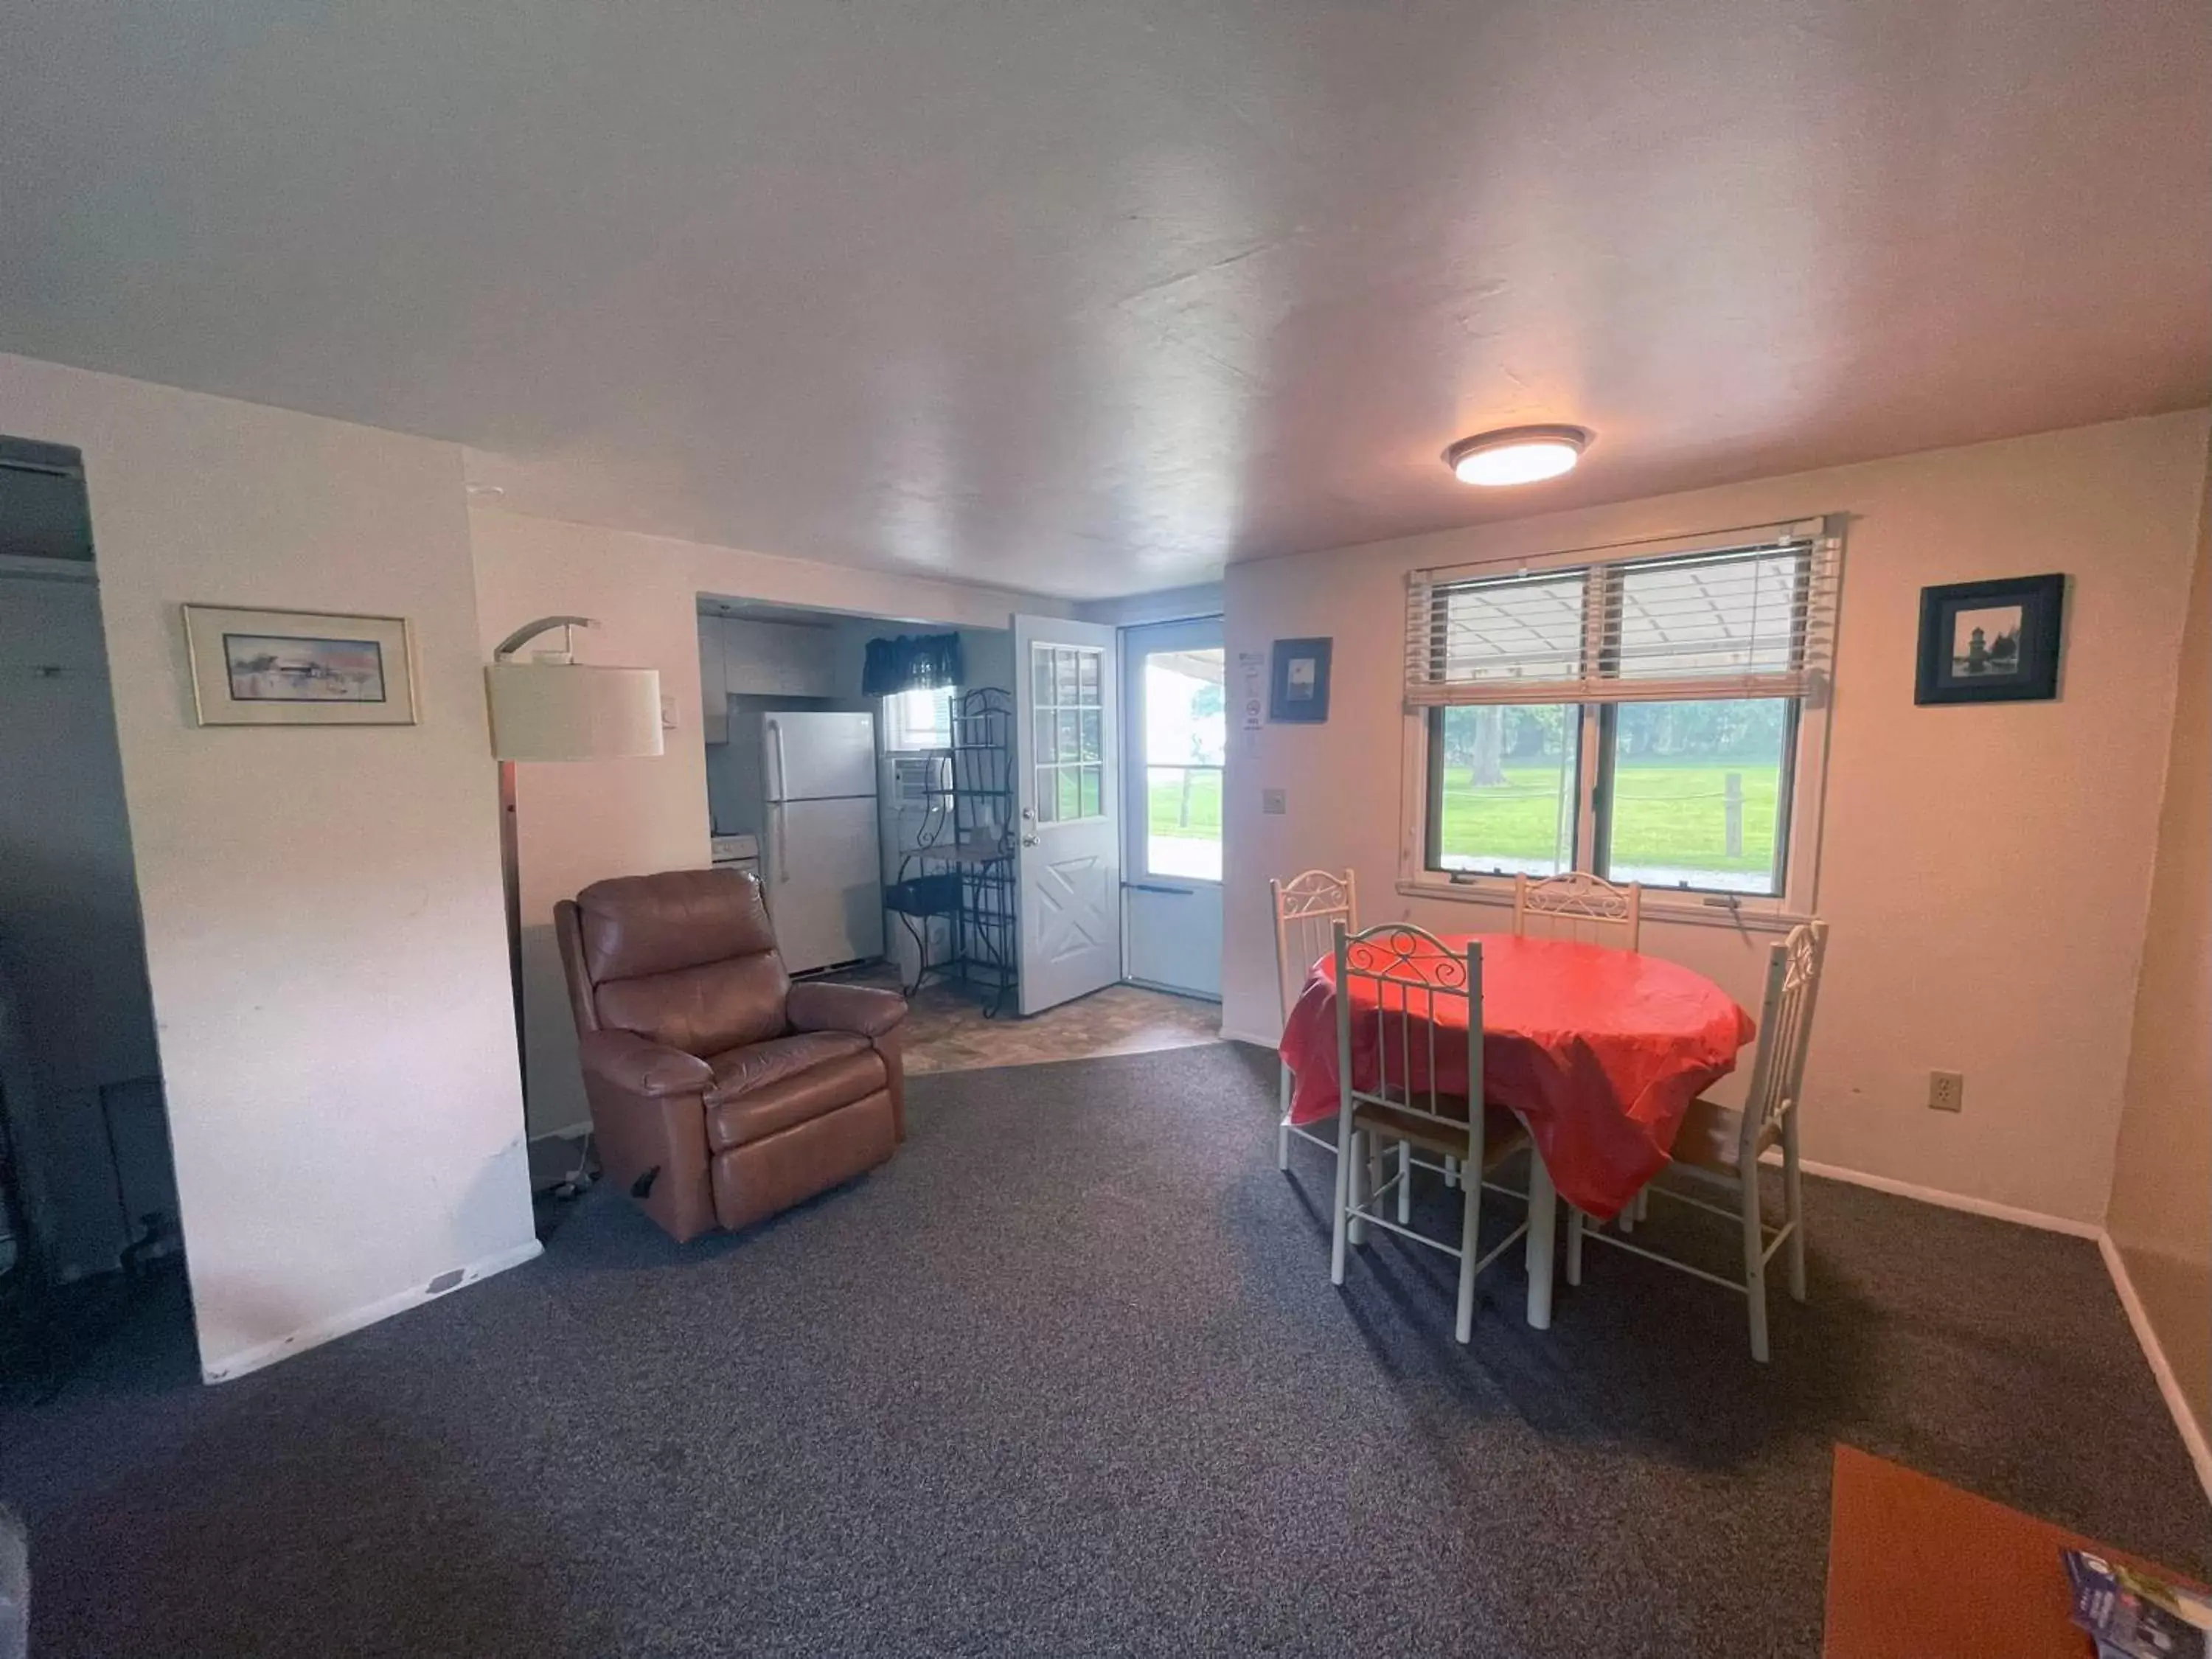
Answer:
1029, 642, 1106, 824
1120, 615, 1225, 1001
1136, 644, 1225, 883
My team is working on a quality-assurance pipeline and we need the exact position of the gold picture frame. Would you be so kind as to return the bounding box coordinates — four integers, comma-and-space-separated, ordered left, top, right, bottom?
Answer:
182, 604, 419, 727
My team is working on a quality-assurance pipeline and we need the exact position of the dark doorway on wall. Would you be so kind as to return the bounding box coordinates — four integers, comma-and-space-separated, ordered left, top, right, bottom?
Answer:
0, 436, 190, 1403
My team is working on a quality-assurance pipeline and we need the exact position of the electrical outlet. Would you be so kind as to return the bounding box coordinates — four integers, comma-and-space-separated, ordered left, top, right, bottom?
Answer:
1261, 788, 1287, 815
1928, 1070, 1964, 1113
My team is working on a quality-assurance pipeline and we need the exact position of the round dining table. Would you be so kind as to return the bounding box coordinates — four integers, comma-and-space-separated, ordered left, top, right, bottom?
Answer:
1276, 931, 1754, 1329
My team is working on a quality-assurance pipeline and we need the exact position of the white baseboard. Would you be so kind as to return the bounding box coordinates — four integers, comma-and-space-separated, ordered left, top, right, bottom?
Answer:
2097, 1231, 2212, 1502
1765, 1152, 2103, 1239
1769, 1153, 2207, 1500
202, 1237, 544, 1384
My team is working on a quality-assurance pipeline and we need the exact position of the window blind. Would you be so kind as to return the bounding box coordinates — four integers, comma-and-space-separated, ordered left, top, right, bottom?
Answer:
1404, 517, 1841, 707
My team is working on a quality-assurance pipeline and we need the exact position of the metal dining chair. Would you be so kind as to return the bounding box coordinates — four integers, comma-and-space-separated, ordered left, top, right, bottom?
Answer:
1512, 871, 1644, 952
1272, 870, 1419, 1225
1563, 919, 1829, 1361
1329, 922, 1531, 1343
1516, 870, 1652, 1224
1270, 869, 1357, 1169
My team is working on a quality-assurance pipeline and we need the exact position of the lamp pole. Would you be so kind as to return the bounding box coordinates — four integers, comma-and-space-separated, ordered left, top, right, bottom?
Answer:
487, 616, 599, 1106
500, 755, 524, 1067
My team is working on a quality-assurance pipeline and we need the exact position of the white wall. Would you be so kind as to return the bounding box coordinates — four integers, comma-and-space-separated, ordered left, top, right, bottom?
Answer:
1224, 410, 2211, 1225
0, 571, 168, 1277
468, 506, 1070, 1135
0, 352, 538, 1380
2106, 450, 2211, 1442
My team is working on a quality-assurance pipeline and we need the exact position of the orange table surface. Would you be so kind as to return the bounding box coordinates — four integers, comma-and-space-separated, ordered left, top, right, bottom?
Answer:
1823, 1443, 2205, 1658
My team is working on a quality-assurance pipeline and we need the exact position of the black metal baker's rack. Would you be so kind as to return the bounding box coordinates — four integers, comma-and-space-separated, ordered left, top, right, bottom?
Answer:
885, 688, 1018, 1015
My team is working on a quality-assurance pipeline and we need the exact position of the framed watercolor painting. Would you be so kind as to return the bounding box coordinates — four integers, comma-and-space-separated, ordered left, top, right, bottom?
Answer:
1913, 574, 2065, 706
183, 605, 418, 726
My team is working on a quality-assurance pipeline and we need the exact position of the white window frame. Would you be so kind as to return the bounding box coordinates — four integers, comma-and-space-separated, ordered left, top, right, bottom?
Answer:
1396, 517, 1840, 932
883, 684, 956, 751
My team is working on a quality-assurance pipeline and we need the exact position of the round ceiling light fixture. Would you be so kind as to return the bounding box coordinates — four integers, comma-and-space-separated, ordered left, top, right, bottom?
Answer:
1444, 425, 1591, 487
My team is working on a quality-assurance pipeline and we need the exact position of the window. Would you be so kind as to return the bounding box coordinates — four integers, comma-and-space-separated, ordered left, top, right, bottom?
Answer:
1405, 518, 1839, 915
1030, 644, 1105, 821
1136, 644, 1225, 881
884, 685, 955, 751
1425, 704, 1581, 878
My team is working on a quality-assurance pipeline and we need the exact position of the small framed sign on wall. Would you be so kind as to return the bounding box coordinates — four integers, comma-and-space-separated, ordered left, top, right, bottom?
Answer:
1913, 574, 2066, 706
1268, 637, 1332, 723
183, 604, 419, 726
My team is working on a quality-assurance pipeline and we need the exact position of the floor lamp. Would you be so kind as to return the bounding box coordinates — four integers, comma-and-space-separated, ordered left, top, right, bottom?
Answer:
485, 616, 663, 1173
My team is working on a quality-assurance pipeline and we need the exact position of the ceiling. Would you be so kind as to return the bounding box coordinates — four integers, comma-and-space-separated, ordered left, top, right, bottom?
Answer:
1, 1, 2204, 599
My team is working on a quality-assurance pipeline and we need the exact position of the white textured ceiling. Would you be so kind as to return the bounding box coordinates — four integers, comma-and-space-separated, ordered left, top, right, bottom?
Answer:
2, 1, 2205, 598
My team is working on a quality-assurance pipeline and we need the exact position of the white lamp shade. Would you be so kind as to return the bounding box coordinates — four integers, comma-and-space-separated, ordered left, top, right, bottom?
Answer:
486, 661, 664, 761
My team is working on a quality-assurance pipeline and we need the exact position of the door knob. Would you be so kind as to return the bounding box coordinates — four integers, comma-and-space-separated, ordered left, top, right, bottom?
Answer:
1020, 833, 1039, 847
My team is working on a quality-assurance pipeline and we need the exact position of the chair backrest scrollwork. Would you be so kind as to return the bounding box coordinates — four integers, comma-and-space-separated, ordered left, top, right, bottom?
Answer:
1270, 868, 1359, 1020
1736, 919, 1829, 1158
1331, 922, 1482, 1148
1512, 871, 1643, 952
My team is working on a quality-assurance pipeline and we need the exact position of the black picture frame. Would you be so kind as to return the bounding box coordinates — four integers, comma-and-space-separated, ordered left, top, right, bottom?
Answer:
1914, 574, 2066, 706
1269, 637, 1332, 723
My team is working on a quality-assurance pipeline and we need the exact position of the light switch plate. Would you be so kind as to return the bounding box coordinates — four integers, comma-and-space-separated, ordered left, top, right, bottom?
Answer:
1262, 788, 1287, 815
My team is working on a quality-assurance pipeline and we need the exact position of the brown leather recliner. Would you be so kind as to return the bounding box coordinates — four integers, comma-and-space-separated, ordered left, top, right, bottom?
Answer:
554, 867, 908, 1242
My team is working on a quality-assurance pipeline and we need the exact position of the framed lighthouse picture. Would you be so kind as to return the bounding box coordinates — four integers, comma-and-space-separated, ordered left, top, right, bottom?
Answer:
1913, 574, 2066, 706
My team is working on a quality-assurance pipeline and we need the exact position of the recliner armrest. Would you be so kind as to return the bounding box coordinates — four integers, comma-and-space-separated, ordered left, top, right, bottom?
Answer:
577, 1029, 714, 1097
785, 982, 908, 1038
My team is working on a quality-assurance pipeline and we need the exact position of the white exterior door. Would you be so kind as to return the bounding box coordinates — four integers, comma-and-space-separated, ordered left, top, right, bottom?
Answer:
1013, 614, 1121, 1015
1119, 616, 1225, 999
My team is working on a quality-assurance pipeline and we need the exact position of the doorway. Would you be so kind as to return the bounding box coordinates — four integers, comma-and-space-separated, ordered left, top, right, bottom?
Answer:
1012, 613, 1121, 1015
1119, 616, 1225, 1000
0, 437, 185, 1397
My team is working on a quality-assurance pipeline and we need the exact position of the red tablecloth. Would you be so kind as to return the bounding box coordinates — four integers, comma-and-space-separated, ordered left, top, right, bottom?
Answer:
1279, 932, 1753, 1220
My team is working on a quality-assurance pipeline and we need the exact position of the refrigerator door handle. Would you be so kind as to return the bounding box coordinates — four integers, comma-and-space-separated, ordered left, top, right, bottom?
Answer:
772, 804, 788, 882
766, 718, 787, 804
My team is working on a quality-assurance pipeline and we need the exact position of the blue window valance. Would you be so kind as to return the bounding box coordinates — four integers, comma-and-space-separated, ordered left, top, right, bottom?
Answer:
862, 633, 964, 698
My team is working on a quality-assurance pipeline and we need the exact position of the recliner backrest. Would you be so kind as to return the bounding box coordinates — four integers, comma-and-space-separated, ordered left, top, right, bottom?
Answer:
569, 869, 791, 1056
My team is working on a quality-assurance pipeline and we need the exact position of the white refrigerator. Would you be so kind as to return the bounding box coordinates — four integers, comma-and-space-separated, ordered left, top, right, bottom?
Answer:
758, 710, 886, 973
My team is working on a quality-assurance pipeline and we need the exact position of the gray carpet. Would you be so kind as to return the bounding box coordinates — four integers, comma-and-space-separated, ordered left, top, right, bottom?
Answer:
3, 1042, 2205, 1657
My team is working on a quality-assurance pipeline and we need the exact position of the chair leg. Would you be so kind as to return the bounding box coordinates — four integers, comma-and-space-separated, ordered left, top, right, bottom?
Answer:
1329, 1107, 1356, 1287
1455, 1150, 1484, 1343
1397, 1140, 1411, 1225
1619, 1189, 1635, 1234
1741, 1166, 1770, 1363
1444, 1155, 1458, 1190
1348, 1129, 1370, 1248
1354, 1133, 1371, 1248
1782, 1110, 1807, 1304
1565, 1207, 1583, 1287
1277, 1065, 1293, 1171
1635, 1189, 1649, 1223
